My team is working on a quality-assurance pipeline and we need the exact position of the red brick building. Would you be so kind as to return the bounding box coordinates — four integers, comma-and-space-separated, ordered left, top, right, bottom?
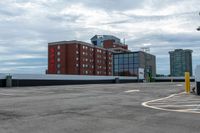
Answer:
103, 40, 128, 50
90, 35, 129, 53
48, 41, 113, 76
103, 40, 130, 53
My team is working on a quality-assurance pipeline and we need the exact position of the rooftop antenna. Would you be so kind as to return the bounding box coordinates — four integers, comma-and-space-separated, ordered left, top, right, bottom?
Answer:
141, 47, 150, 53
123, 38, 126, 45
197, 12, 200, 31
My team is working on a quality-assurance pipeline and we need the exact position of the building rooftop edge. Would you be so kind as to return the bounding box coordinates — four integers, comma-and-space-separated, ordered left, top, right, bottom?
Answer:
48, 40, 114, 52
113, 51, 155, 56
169, 49, 193, 53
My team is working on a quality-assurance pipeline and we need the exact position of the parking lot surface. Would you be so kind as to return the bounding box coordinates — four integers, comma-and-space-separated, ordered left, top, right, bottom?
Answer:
0, 83, 199, 133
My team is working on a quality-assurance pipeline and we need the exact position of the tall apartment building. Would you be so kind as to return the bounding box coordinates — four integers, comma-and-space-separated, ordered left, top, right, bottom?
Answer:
113, 51, 156, 77
169, 49, 193, 76
48, 41, 113, 76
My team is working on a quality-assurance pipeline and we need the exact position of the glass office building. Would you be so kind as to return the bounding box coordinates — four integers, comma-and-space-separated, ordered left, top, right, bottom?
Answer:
113, 52, 156, 77
113, 52, 139, 76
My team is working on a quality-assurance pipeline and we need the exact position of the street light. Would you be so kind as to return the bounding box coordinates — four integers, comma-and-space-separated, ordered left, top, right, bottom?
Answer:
197, 12, 200, 31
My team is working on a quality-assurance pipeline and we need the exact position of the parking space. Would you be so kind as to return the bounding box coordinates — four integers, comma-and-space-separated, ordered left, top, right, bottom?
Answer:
0, 83, 199, 133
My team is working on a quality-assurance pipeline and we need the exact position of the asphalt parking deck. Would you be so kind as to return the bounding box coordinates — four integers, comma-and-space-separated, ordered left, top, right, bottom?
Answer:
0, 83, 199, 133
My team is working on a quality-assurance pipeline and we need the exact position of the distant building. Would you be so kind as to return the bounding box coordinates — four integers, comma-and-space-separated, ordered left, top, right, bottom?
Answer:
113, 51, 156, 77
169, 49, 193, 76
91, 35, 121, 46
91, 35, 129, 53
47, 35, 156, 77
48, 41, 113, 76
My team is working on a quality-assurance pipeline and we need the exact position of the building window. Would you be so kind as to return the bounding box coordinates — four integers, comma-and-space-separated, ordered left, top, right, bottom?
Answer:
76, 57, 79, 61
76, 51, 79, 54
57, 45, 60, 50
57, 64, 61, 68
57, 58, 60, 62
57, 70, 61, 74
114, 55, 118, 59
124, 58, 128, 64
76, 64, 79, 67
124, 54, 129, 58
85, 71, 88, 74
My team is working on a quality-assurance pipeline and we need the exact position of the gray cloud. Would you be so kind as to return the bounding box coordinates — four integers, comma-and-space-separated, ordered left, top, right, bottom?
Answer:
0, 0, 200, 74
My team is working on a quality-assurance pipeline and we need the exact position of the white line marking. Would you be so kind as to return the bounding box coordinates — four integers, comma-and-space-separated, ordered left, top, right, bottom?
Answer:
176, 84, 183, 87
142, 92, 200, 114
124, 90, 140, 93
0, 93, 15, 96
155, 104, 200, 107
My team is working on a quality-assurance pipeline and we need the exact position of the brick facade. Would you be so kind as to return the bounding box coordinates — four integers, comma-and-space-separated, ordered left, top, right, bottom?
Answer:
48, 41, 113, 76
103, 40, 128, 50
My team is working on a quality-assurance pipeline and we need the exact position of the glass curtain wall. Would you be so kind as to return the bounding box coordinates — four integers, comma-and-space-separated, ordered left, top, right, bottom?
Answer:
113, 53, 139, 76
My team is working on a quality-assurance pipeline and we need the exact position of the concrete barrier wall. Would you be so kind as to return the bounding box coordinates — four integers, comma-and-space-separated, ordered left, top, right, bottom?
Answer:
154, 77, 195, 82
11, 74, 136, 80
0, 74, 139, 87
0, 73, 196, 87
0, 74, 6, 87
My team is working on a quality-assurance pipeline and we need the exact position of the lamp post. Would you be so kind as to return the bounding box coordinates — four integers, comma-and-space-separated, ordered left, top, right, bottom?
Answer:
197, 26, 200, 31
197, 12, 200, 31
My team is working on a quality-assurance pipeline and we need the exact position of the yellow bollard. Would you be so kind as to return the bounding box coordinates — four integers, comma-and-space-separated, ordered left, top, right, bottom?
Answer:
185, 72, 190, 94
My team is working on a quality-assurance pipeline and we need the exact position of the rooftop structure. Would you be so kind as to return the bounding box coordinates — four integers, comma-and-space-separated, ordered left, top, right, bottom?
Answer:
91, 35, 121, 47
91, 35, 129, 53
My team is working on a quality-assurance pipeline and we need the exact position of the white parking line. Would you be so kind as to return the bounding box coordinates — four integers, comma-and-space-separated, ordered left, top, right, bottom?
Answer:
124, 90, 140, 93
141, 92, 200, 114
0, 93, 15, 96
176, 84, 183, 87
155, 104, 200, 107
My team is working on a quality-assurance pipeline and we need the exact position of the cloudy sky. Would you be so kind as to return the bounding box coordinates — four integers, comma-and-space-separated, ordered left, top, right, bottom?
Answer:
0, 0, 200, 75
